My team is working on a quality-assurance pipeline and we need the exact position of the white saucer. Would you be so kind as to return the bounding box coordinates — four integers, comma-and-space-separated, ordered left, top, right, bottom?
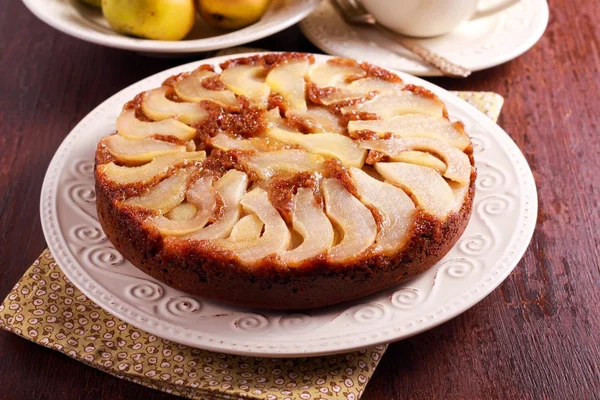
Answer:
21, 0, 319, 54
300, 0, 549, 76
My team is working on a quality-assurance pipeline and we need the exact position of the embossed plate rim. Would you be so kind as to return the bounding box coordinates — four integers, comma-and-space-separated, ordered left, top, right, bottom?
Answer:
21, 0, 320, 53
40, 53, 537, 357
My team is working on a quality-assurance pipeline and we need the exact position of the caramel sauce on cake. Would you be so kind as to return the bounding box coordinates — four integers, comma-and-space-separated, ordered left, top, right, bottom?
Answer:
95, 53, 476, 309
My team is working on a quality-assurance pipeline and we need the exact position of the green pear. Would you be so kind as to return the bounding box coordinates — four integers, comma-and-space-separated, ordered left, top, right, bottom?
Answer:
102, 0, 197, 41
80, 0, 102, 8
198, 0, 271, 30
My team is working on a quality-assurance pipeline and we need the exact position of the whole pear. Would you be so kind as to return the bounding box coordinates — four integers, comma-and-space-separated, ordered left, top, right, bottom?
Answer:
80, 0, 102, 7
198, 0, 271, 30
102, 0, 196, 41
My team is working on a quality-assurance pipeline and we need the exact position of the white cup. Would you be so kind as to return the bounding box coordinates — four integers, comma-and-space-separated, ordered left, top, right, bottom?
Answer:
360, 0, 520, 38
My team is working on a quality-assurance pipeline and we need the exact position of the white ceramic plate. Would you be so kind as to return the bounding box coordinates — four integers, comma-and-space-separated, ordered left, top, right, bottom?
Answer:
21, 0, 319, 54
40, 53, 537, 357
300, 0, 548, 76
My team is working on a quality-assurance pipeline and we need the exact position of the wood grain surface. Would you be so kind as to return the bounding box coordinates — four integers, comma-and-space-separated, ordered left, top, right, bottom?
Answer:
1, 1, 599, 399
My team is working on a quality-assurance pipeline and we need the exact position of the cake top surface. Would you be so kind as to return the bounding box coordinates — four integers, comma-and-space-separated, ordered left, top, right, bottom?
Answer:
95, 53, 474, 268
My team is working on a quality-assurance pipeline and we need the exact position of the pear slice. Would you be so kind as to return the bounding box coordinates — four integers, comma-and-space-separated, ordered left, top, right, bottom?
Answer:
361, 138, 471, 185
141, 87, 208, 125
186, 175, 217, 208
242, 150, 325, 179
283, 188, 334, 265
104, 135, 186, 163
186, 170, 249, 240
449, 180, 471, 212
265, 109, 365, 167
229, 214, 264, 242
375, 162, 455, 219
165, 202, 197, 221
210, 132, 268, 152
307, 60, 366, 87
98, 151, 205, 185
267, 128, 366, 168
186, 140, 197, 151
174, 70, 238, 108
116, 109, 196, 141
347, 114, 470, 150
319, 77, 403, 105
350, 167, 415, 254
286, 107, 344, 133
322, 178, 377, 262
124, 169, 189, 214
219, 64, 270, 108
265, 59, 310, 111
391, 151, 447, 173
341, 91, 444, 119
152, 175, 217, 236
218, 188, 291, 263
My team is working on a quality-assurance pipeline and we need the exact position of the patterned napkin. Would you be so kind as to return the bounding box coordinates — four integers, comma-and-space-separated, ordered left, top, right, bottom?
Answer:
0, 92, 503, 400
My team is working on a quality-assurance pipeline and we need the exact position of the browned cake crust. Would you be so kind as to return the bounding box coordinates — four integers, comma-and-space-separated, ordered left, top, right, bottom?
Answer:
97, 172, 474, 309
94, 53, 476, 310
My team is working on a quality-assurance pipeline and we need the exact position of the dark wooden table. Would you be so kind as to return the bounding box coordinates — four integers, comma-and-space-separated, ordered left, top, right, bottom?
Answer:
1, 1, 599, 399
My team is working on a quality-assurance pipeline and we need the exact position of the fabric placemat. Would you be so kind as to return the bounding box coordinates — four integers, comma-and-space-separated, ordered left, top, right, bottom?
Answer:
0, 91, 503, 400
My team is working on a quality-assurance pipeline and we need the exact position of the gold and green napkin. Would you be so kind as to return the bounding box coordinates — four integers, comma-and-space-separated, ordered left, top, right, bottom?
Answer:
0, 91, 503, 400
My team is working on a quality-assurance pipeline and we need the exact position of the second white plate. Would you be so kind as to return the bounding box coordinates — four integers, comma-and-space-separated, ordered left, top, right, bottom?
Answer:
41, 53, 537, 357
300, 0, 549, 76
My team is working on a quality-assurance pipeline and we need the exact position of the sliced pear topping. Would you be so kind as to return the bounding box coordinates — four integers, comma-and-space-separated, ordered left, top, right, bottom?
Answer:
350, 167, 415, 254
450, 180, 471, 212
219, 188, 291, 263
186, 176, 217, 209
152, 176, 217, 236
375, 162, 455, 219
265, 108, 365, 167
242, 150, 325, 179
104, 135, 186, 163
286, 107, 344, 133
390, 151, 447, 173
341, 91, 444, 119
220, 64, 270, 108
266, 59, 309, 111
98, 152, 205, 185
283, 188, 334, 265
124, 169, 189, 214
210, 132, 268, 152
165, 202, 197, 221
348, 114, 470, 150
116, 109, 197, 141
307, 60, 366, 87
174, 70, 239, 108
141, 87, 208, 125
229, 214, 264, 242
361, 138, 471, 185
186, 170, 249, 240
322, 178, 377, 262
186, 141, 197, 151
319, 77, 403, 105
267, 128, 366, 168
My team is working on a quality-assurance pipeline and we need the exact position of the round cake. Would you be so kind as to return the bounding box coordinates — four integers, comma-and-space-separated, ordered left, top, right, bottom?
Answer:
95, 53, 476, 310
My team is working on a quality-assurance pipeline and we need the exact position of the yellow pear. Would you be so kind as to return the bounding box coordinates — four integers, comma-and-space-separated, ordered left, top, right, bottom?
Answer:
198, 0, 271, 30
80, 0, 102, 7
102, 0, 196, 41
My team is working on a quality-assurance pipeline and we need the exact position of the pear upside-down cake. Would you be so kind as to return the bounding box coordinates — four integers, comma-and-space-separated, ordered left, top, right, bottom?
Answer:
95, 53, 476, 309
